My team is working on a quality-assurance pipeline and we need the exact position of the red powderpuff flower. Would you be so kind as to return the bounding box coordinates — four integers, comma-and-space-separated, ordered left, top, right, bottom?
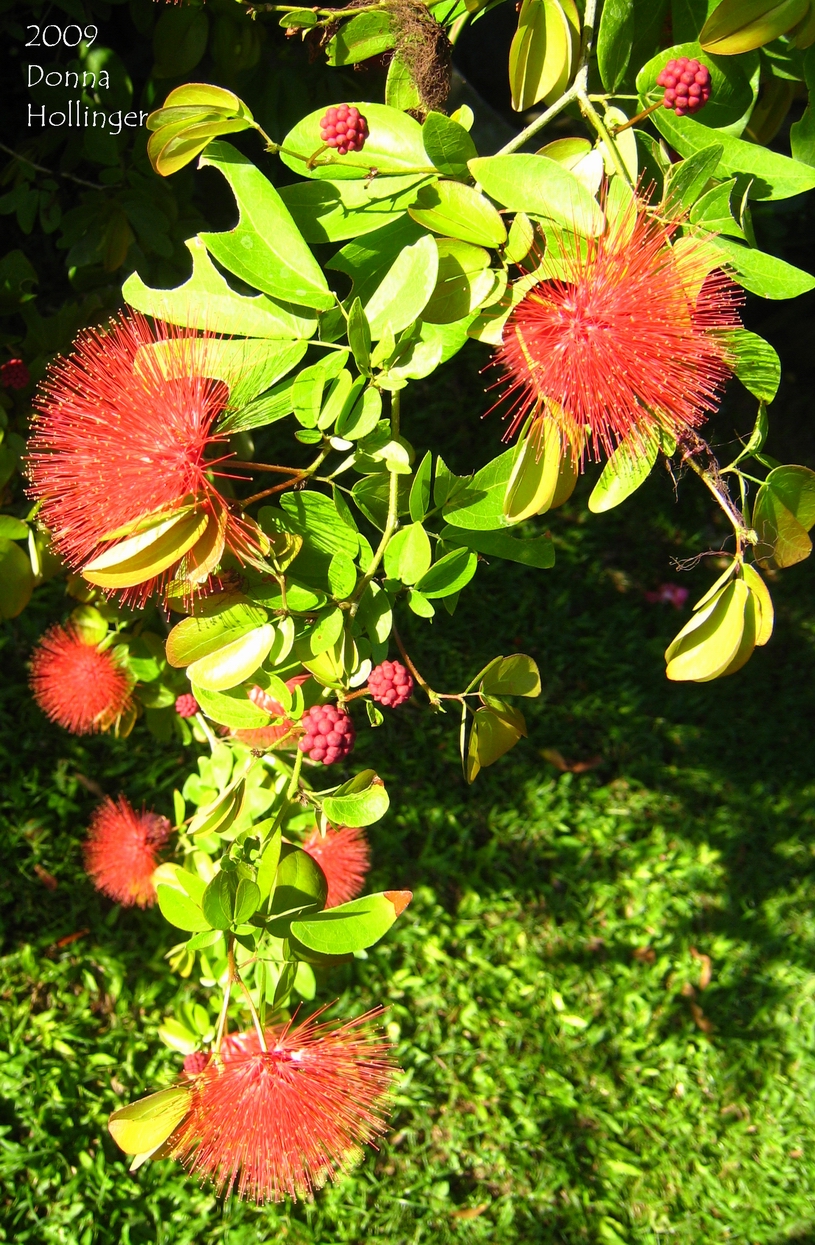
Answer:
83, 795, 171, 908
26, 312, 263, 600
302, 824, 371, 907
493, 202, 743, 459
171, 1008, 396, 1203
30, 623, 133, 735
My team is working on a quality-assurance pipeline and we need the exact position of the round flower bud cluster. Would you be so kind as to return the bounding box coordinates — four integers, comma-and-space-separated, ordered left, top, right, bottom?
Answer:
368, 660, 413, 708
298, 704, 355, 765
319, 105, 368, 155
183, 1051, 210, 1077
0, 358, 29, 389
657, 57, 711, 116
175, 693, 199, 719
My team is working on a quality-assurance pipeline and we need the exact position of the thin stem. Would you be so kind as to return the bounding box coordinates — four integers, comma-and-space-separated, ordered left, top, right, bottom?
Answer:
0, 141, 107, 191
348, 390, 401, 613
213, 934, 236, 1054
236, 971, 268, 1052
577, 91, 633, 185
682, 447, 756, 554
195, 712, 220, 753
286, 748, 304, 801
241, 447, 332, 507
497, 85, 580, 156
392, 623, 443, 709
611, 98, 663, 135
229, 462, 303, 475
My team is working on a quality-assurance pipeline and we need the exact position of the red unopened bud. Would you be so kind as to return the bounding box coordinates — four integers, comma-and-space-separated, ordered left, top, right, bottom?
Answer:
298, 703, 355, 765
657, 57, 711, 117
368, 660, 413, 708
175, 693, 200, 718
319, 104, 368, 156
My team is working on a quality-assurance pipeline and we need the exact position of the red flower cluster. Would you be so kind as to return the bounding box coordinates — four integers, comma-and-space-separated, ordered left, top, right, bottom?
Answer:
302, 824, 371, 907
175, 693, 200, 719
26, 312, 262, 600
172, 1009, 395, 1203
30, 623, 133, 735
494, 201, 742, 458
319, 105, 368, 155
657, 57, 711, 117
368, 660, 413, 708
83, 795, 171, 908
298, 703, 355, 765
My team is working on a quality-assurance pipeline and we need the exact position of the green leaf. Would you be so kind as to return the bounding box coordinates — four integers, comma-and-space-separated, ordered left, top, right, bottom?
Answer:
256, 827, 282, 903
384, 523, 432, 584
409, 451, 433, 521
480, 653, 542, 696
722, 329, 781, 402
328, 552, 357, 600
509, 0, 575, 111
109, 1087, 192, 1156
364, 234, 439, 339
269, 844, 327, 919
153, 7, 209, 78
469, 155, 605, 236
192, 683, 271, 730
414, 546, 477, 598
664, 145, 725, 212
307, 606, 345, 656
642, 102, 815, 200
0, 515, 28, 540
588, 433, 659, 513
637, 42, 758, 137
327, 11, 394, 64
290, 890, 412, 955
598, 0, 635, 91
201, 871, 235, 931
166, 599, 268, 667
409, 181, 507, 248
407, 588, 435, 617
441, 525, 555, 569
322, 770, 390, 828
233, 878, 261, 925
753, 464, 815, 567
123, 237, 318, 340
335, 386, 382, 440
420, 240, 494, 325
466, 702, 527, 782
218, 379, 296, 434
386, 52, 423, 112
443, 447, 518, 530
705, 235, 815, 299
699, 0, 808, 55
422, 112, 478, 178
0, 539, 33, 620
279, 175, 435, 245
347, 298, 372, 374
189, 780, 246, 837
351, 473, 411, 529
141, 337, 308, 411
199, 143, 334, 311
156, 884, 211, 933
280, 103, 430, 182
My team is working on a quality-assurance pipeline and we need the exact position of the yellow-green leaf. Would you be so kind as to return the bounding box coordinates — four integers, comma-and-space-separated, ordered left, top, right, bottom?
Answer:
700, 0, 808, 54
509, 0, 573, 112
741, 562, 774, 645
83, 510, 209, 589
109, 1086, 192, 1155
665, 579, 748, 682
185, 623, 276, 691
503, 417, 564, 523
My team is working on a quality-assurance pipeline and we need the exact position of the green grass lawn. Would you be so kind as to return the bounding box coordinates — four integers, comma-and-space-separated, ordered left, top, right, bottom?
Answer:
3, 338, 815, 1244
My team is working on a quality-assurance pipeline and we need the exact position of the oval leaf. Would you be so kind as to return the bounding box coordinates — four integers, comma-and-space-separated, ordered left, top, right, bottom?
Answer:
290, 890, 412, 955
322, 770, 390, 828
186, 624, 276, 691
109, 1087, 192, 1156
